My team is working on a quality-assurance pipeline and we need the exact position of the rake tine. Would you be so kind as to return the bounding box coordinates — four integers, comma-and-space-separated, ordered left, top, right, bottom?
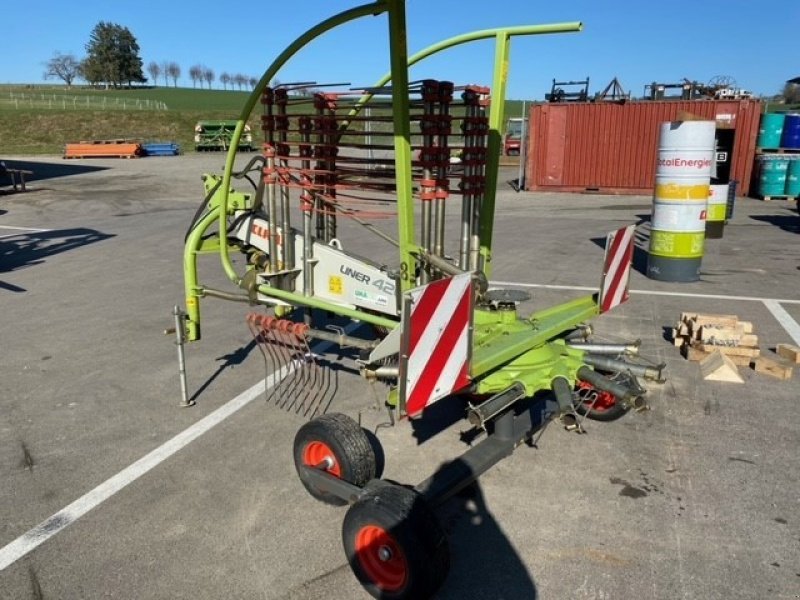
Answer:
247, 316, 278, 404
245, 313, 334, 418
301, 346, 324, 418
280, 334, 303, 412
265, 328, 286, 405
291, 338, 317, 415
274, 334, 292, 410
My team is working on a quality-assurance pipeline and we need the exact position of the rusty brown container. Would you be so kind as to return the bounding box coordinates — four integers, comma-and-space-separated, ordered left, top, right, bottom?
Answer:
525, 100, 761, 196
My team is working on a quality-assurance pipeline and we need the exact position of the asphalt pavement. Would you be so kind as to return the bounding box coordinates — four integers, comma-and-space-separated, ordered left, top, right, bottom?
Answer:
1, 154, 798, 599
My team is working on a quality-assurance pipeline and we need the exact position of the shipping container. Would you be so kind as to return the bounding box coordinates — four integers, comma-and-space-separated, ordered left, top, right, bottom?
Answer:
525, 100, 761, 196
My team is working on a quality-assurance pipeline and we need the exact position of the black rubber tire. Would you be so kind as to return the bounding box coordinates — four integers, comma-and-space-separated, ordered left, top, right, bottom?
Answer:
293, 413, 376, 506
342, 484, 450, 600
573, 372, 638, 422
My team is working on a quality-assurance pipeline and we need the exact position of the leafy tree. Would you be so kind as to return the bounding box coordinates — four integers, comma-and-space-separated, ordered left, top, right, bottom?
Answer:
189, 64, 203, 88
783, 82, 800, 104
166, 62, 181, 87
82, 22, 145, 88
44, 53, 81, 87
147, 61, 161, 86
203, 68, 215, 89
220, 72, 231, 90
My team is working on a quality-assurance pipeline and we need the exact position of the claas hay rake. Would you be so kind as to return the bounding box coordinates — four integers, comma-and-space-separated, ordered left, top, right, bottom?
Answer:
172, 2, 665, 598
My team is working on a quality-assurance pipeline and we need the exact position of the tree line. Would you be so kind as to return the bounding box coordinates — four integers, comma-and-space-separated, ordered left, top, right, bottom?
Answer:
44, 21, 258, 90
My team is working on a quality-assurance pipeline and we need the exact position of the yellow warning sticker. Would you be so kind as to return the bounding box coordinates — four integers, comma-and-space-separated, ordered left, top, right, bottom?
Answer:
328, 275, 343, 295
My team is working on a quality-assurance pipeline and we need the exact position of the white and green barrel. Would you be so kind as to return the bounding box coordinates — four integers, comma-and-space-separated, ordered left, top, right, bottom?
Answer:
647, 120, 715, 282
706, 183, 729, 239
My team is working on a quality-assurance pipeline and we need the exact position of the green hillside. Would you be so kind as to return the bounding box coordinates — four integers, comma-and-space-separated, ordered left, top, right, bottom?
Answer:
0, 85, 535, 155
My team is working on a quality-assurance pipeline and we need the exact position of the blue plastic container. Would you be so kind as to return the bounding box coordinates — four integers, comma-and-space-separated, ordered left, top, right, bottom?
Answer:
142, 142, 180, 156
757, 113, 785, 148
781, 114, 800, 149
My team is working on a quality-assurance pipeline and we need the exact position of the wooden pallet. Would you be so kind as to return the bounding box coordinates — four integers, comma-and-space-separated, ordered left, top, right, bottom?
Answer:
674, 312, 760, 367
757, 194, 798, 202
755, 147, 800, 154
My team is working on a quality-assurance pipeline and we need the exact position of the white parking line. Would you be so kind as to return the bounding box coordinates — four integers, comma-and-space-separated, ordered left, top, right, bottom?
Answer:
0, 369, 280, 572
763, 300, 800, 346
491, 280, 800, 305
0, 226, 53, 232
0, 321, 357, 572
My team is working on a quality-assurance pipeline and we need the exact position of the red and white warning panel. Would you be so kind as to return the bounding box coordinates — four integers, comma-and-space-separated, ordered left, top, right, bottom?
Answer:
599, 224, 635, 313
400, 273, 474, 418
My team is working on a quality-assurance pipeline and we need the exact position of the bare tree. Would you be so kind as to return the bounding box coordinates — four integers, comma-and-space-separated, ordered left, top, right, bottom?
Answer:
189, 64, 203, 88
44, 53, 81, 87
233, 73, 246, 90
220, 72, 231, 90
203, 67, 215, 89
249, 77, 258, 89
167, 62, 181, 87
147, 61, 161, 87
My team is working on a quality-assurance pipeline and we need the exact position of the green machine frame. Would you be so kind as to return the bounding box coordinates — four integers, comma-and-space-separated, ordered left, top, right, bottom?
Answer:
183, 0, 583, 338
175, 5, 663, 598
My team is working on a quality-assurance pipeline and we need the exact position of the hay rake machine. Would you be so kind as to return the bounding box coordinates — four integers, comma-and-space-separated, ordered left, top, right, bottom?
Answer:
173, 2, 666, 597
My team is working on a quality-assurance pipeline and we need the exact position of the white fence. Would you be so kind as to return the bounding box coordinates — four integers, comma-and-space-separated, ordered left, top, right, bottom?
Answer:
1, 92, 168, 111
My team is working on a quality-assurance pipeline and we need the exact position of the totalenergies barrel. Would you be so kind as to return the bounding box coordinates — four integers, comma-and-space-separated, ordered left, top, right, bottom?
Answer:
706, 183, 729, 239
647, 120, 715, 282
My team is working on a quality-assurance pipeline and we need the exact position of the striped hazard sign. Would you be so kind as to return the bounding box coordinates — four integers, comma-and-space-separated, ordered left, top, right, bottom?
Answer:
400, 272, 474, 418
599, 224, 635, 313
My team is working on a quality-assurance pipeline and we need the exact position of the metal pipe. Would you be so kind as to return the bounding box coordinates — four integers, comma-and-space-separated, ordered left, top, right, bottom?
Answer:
576, 365, 645, 408
276, 90, 294, 271
420, 80, 436, 283
564, 325, 593, 341
169, 305, 194, 408
363, 365, 400, 379
201, 287, 252, 303
582, 354, 666, 383
567, 340, 640, 355
304, 328, 379, 350
467, 382, 526, 428
414, 249, 464, 278
551, 376, 573, 414
433, 81, 452, 262
299, 117, 314, 303
264, 147, 279, 270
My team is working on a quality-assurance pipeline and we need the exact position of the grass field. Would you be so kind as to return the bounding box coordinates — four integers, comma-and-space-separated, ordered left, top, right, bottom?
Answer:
0, 84, 533, 155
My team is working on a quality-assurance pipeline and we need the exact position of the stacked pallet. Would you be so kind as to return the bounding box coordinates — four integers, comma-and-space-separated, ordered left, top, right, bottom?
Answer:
672, 312, 759, 366
64, 139, 142, 159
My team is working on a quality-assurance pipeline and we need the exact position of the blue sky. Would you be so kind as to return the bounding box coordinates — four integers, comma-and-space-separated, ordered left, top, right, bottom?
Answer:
1, 1, 798, 99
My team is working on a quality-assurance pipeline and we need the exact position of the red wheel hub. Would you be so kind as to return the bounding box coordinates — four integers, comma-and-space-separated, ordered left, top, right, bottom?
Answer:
302, 441, 341, 477
354, 525, 408, 591
576, 380, 617, 411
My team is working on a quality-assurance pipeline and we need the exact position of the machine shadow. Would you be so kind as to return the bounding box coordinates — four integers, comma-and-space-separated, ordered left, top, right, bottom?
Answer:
2, 159, 108, 183
189, 340, 259, 404
749, 213, 800, 234
437, 480, 538, 600
590, 216, 650, 278
410, 395, 472, 446
397, 453, 539, 599
0, 228, 116, 275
